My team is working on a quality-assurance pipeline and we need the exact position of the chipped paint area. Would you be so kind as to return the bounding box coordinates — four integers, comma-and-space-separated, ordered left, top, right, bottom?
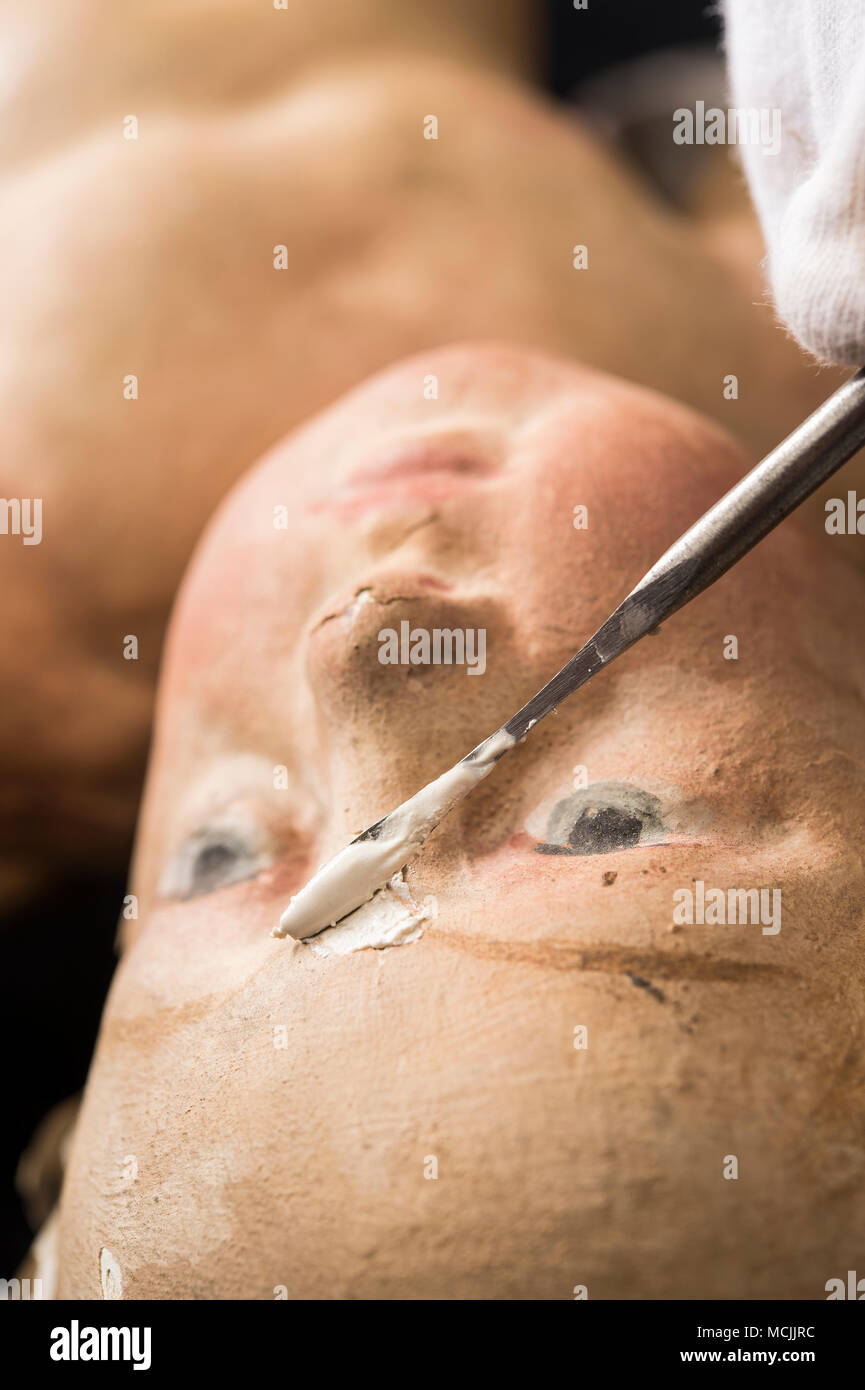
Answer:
100, 1246, 123, 1299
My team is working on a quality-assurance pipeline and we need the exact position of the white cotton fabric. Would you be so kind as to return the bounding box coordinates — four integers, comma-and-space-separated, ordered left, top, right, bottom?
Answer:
723, 0, 865, 364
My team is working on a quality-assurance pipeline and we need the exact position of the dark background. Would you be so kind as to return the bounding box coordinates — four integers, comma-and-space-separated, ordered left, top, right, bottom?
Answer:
0, 0, 723, 1276
549, 0, 721, 96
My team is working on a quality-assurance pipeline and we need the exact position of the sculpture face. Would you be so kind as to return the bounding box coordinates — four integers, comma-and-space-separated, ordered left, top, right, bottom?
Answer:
58, 344, 865, 1299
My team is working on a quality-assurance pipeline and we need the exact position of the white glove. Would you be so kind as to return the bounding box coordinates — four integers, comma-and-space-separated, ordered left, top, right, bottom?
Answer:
724, 0, 865, 365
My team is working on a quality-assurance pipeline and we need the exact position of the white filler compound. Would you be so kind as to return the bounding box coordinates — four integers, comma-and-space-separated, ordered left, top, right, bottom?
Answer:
309, 875, 436, 957
273, 730, 514, 942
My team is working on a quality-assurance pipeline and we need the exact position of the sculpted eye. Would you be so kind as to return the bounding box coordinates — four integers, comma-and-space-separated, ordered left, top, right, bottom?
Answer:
535, 782, 666, 857
158, 827, 266, 901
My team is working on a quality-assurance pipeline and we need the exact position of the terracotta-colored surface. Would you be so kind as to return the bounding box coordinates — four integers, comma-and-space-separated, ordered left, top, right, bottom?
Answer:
58, 344, 865, 1298
0, 3, 848, 900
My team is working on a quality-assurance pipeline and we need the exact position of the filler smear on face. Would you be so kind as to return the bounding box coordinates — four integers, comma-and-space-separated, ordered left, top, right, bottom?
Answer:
273, 729, 514, 942
309, 874, 436, 957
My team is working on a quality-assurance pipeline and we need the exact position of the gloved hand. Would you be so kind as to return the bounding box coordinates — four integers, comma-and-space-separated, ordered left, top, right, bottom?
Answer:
724, 0, 865, 365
